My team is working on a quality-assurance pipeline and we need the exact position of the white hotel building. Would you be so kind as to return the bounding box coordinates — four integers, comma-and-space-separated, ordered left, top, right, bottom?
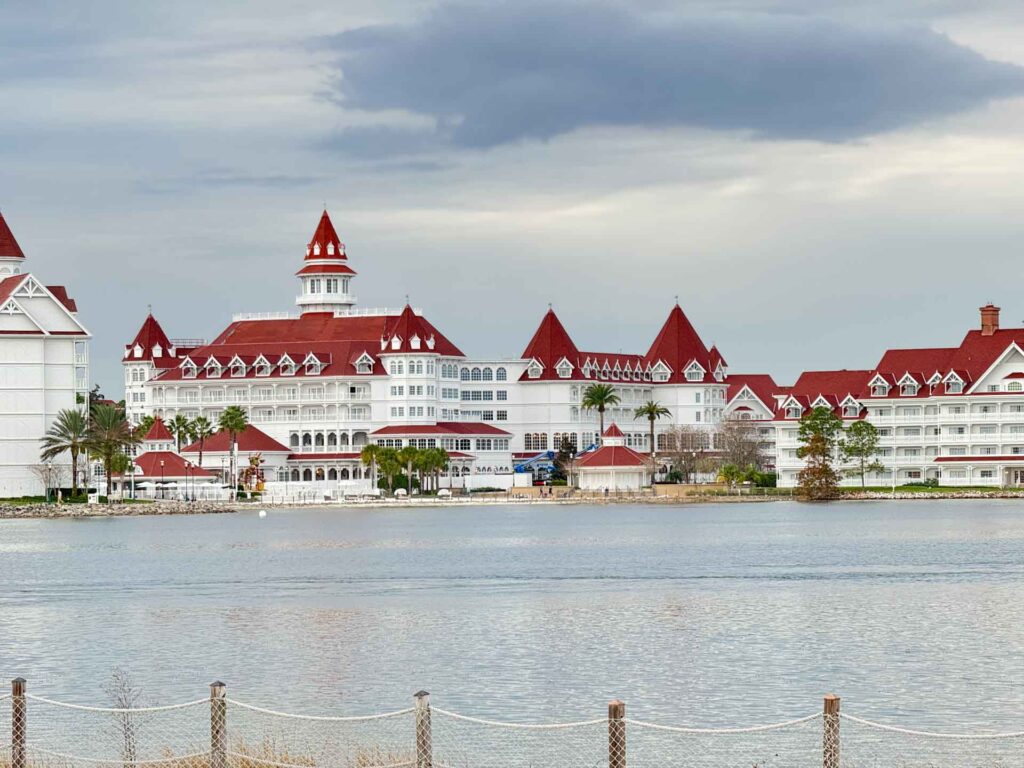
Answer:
121, 210, 1024, 491
0, 213, 90, 497
125, 211, 776, 488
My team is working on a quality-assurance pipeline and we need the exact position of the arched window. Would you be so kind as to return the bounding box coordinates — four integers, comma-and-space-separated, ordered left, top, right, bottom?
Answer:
302, 433, 312, 447
353, 467, 362, 479
302, 468, 313, 481
1008, 381, 1023, 392
290, 469, 300, 481
460, 368, 471, 381
328, 468, 338, 480
315, 467, 325, 480
496, 367, 507, 381
471, 367, 482, 381
290, 434, 300, 448
339, 468, 349, 479
315, 433, 325, 447
328, 433, 338, 447
482, 367, 493, 381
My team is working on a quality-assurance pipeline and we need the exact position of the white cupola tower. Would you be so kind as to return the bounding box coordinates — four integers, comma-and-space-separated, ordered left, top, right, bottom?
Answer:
0, 211, 26, 277
295, 209, 357, 315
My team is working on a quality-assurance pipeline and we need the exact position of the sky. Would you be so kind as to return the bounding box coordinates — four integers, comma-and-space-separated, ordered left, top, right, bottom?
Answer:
4, 0, 1024, 397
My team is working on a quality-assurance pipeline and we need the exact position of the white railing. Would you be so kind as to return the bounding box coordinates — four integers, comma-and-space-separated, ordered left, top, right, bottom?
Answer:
334, 306, 422, 317
231, 311, 298, 322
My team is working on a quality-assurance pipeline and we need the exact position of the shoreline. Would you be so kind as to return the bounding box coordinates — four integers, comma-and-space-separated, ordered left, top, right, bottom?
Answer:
1, 489, 1023, 518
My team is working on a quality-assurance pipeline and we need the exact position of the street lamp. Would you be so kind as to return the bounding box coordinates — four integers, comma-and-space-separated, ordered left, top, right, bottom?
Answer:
185, 461, 192, 501
160, 460, 165, 499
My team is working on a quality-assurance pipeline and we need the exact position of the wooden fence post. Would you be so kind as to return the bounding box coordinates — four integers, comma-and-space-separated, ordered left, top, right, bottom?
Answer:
823, 694, 840, 768
608, 700, 626, 768
414, 691, 432, 768
210, 681, 227, 768
11, 678, 25, 768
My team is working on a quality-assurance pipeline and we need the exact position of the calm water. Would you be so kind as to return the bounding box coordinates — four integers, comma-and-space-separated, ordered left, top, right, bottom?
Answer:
1, 500, 1024, 728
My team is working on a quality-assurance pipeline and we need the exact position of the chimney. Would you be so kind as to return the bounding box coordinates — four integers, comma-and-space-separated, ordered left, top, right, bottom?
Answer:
980, 304, 1000, 336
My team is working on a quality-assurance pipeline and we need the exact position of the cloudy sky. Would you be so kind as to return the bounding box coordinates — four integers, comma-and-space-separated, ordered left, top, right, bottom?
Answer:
4, 0, 1024, 396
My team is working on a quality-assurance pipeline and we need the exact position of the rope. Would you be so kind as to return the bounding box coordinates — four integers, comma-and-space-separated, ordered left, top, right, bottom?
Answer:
227, 751, 413, 768
24, 694, 208, 714
227, 699, 414, 722
624, 713, 822, 734
430, 708, 605, 730
27, 746, 209, 764
840, 713, 1024, 740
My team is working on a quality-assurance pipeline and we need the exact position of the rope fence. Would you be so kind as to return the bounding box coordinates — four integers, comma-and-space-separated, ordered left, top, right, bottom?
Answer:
4, 680, 1024, 768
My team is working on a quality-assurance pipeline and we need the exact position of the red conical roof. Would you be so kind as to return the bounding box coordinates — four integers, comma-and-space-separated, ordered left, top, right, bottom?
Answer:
306, 210, 346, 262
644, 304, 713, 382
603, 423, 625, 438
521, 308, 579, 368
380, 304, 443, 353
143, 417, 174, 442
0, 212, 25, 259
125, 313, 173, 361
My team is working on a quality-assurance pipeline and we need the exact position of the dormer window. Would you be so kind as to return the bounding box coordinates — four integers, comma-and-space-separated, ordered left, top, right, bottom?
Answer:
231, 362, 246, 377
205, 360, 222, 378
871, 383, 889, 397
785, 406, 802, 419
946, 380, 963, 394
327, 243, 335, 256
844, 405, 860, 418
901, 383, 918, 396
426, 336, 436, 350
134, 344, 143, 358
153, 344, 163, 358
685, 363, 704, 382
556, 360, 573, 379
313, 243, 321, 256
391, 336, 402, 351
279, 358, 296, 376
304, 355, 323, 375
527, 362, 543, 379
410, 335, 421, 350
255, 358, 272, 377
354, 352, 374, 375
182, 361, 198, 379
714, 365, 725, 382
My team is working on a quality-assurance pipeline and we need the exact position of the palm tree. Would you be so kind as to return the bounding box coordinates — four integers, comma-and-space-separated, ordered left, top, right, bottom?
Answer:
398, 445, 420, 493
218, 406, 249, 487
581, 383, 620, 441
634, 400, 671, 484
376, 447, 401, 493
169, 414, 193, 453
360, 444, 380, 489
191, 416, 214, 467
40, 408, 89, 497
430, 447, 450, 492
88, 404, 139, 500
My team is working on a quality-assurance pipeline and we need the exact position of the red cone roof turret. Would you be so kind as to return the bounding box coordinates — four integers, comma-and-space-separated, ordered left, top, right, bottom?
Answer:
0, 212, 25, 259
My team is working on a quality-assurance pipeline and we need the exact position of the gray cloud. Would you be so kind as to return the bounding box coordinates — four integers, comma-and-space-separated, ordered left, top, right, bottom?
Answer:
326, 2, 1024, 149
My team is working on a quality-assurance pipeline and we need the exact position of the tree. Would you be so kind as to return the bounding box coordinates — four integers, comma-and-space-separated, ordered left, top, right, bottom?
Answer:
796, 406, 843, 500
634, 400, 670, 484
398, 445, 420, 493
581, 384, 620, 440
218, 406, 249, 486
666, 425, 709, 483
842, 420, 885, 488
360, 444, 380, 489
428, 447, 449, 492
30, 463, 68, 501
717, 417, 764, 470
135, 414, 155, 439
109, 453, 131, 499
40, 408, 89, 497
718, 463, 744, 487
376, 447, 401, 493
551, 436, 577, 484
169, 414, 193, 453
88, 403, 139, 499
191, 417, 215, 467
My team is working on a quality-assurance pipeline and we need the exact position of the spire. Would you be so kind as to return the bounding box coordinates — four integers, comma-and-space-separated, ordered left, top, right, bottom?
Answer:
125, 312, 173, 360
143, 417, 174, 443
644, 304, 712, 381
521, 307, 579, 364
381, 304, 434, 352
0, 211, 26, 262
305, 210, 346, 261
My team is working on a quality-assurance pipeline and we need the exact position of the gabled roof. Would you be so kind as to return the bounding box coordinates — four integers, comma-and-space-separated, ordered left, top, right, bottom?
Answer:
0, 212, 25, 259
181, 425, 290, 454
775, 370, 872, 420
643, 304, 715, 383
46, 286, 77, 313
726, 374, 780, 412
519, 309, 580, 380
381, 304, 451, 354
603, 423, 624, 438
143, 417, 173, 442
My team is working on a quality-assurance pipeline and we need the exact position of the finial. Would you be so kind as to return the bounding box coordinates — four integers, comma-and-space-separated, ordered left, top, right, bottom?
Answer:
674, 294, 679, 306
405, 293, 410, 306
147, 303, 152, 315
548, 302, 553, 310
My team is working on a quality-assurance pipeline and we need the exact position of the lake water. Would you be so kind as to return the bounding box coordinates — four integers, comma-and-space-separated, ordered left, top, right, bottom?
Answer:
1, 500, 1024, 729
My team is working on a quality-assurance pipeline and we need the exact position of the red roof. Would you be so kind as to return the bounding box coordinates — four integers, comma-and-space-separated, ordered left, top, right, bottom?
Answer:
381, 305, 446, 354
603, 423, 624, 438
518, 308, 646, 382
643, 304, 716, 383
46, 285, 78, 313
143, 417, 173, 442
182, 424, 290, 454
577, 445, 648, 468
0, 213, 25, 259
305, 210, 352, 267
134, 451, 216, 479
727, 373, 780, 411
0, 274, 25, 305
371, 421, 511, 436
934, 455, 1024, 463
288, 452, 361, 461
155, 310, 463, 382
776, 370, 872, 420
296, 263, 356, 276
125, 314, 174, 362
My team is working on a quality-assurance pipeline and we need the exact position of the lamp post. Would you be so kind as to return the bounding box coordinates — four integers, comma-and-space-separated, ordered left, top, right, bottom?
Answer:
160, 460, 165, 499
185, 461, 192, 502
